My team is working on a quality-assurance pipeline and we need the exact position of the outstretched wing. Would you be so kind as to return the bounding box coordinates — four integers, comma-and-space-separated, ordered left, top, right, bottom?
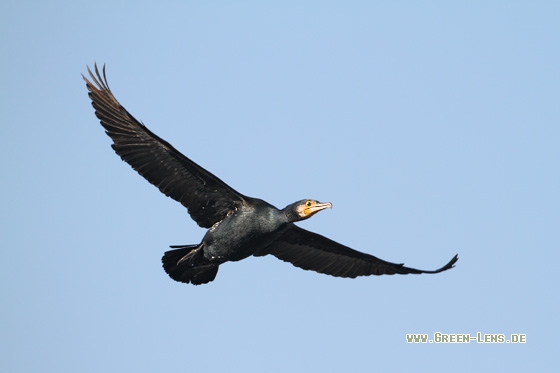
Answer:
84, 64, 246, 228
257, 225, 458, 277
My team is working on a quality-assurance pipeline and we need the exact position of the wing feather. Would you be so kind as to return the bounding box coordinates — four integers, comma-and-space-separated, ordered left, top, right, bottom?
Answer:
84, 64, 246, 228
258, 225, 458, 277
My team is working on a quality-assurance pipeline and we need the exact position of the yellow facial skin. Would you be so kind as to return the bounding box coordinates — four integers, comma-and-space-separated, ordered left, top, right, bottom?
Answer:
297, 200, 332, 219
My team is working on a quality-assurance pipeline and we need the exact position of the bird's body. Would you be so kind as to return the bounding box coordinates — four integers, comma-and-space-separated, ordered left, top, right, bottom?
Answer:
84, 64, 458, 285
163, 199, 330, 284
202, 199, 287, 261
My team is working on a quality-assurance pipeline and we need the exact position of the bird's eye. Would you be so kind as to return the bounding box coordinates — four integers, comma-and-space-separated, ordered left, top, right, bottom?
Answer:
306, 201, 312, 207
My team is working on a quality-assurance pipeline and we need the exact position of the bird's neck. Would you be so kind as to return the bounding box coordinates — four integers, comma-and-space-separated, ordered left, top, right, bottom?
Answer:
281, 205, 302, 223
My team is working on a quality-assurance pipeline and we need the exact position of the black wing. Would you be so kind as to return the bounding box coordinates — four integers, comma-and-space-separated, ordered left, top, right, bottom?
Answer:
84, 64, 246, 228
257, 225, 458, 277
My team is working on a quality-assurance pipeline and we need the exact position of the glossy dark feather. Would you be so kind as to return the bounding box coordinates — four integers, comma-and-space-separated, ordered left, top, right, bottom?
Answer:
257, 225, 458, 277
84, 64, 458, 285
83, 64, 246, 228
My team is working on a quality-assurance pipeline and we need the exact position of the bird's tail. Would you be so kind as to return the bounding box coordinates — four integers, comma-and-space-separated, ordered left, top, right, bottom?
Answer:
162, 244, 219, 285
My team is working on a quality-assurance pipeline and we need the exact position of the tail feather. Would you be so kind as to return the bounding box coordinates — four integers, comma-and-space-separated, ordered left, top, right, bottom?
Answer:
162, 245, 219, 285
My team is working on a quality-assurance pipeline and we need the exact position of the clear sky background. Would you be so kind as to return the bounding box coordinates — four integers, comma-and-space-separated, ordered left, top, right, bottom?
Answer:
2, 1, 558, 372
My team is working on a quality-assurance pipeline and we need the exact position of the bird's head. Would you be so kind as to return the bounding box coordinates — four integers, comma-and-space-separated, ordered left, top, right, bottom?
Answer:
284, 199, 332, 222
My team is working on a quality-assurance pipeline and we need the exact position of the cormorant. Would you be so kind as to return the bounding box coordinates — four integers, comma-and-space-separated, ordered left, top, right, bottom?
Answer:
84, 64, 458, 285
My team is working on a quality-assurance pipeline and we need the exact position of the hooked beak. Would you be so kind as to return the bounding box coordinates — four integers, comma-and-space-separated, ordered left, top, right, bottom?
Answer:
305, 201, 332, 216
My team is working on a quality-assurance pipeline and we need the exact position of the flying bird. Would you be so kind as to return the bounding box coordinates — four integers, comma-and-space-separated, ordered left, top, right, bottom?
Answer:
84, 64, 458, 285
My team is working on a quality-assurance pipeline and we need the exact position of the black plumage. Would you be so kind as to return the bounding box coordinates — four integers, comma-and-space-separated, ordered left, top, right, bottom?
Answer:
84, 64, 458, 285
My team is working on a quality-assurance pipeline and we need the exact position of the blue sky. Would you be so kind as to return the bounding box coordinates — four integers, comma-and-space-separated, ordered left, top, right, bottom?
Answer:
1, 1, 558, 372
